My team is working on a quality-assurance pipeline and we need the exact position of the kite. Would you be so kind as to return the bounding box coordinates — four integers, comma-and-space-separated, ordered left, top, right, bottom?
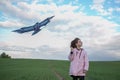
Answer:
12, 16, 54, 35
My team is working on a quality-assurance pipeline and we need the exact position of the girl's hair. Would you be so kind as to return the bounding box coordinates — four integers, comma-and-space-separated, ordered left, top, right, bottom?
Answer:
70, 38, 80, 48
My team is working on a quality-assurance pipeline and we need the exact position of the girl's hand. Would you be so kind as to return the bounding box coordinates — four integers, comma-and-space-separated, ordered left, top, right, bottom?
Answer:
70, 47, 74, 51
83, 70, 87, 73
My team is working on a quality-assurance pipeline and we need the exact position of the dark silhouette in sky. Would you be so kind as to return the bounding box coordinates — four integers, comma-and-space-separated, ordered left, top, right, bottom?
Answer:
12, 16, 54, 35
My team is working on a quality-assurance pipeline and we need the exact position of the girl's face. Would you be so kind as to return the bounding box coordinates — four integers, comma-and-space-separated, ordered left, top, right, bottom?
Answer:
76, 40, 82, 47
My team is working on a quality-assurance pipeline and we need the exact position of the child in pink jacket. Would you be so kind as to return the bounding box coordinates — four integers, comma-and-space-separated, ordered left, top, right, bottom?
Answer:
68, 38, 89, 80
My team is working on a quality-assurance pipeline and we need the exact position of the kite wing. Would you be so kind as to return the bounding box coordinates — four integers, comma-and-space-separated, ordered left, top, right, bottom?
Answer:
32, 29, 41, 35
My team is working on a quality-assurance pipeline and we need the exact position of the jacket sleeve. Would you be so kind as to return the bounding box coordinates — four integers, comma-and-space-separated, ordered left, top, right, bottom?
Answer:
84, 50, 89, 71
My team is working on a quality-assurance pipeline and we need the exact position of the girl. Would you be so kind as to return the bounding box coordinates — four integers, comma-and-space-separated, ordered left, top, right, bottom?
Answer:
68, 38, 89, 80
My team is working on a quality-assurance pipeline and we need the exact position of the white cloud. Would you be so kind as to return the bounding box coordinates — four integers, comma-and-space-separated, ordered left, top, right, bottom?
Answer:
115, 0, 120, 3
90, 0, 120, 17
90, 0, 114, 16
0, 20, 24, 28
91, 0, 105, 11
116, 8, 120, 12
2, 13, 119, 60
0, 0, 120, 60
0, 0, 80, 27
0, 0, 41, 23
87, 34, 120, 61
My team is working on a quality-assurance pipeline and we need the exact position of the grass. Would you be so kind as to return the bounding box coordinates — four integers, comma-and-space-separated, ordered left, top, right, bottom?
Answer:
0, 58, 120, 80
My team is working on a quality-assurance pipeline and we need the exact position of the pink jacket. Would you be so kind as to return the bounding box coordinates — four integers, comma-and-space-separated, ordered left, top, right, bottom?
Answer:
68, 48, 89, 76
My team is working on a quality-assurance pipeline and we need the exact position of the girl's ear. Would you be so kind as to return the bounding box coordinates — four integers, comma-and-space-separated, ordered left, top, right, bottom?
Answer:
75, 43, 78, 47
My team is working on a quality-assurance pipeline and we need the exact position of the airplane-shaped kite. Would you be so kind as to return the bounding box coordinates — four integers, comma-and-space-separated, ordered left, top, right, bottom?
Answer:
12, 16, 54, 35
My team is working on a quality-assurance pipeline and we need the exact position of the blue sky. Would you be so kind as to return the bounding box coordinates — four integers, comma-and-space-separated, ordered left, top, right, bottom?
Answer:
0, 0, 120, 61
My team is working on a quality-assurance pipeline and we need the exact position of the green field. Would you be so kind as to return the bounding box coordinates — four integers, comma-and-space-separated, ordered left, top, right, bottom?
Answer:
0, 59, 120, 80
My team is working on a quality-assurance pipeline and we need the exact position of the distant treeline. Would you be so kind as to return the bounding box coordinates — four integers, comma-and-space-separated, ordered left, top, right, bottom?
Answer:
0, 52, 11, 58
